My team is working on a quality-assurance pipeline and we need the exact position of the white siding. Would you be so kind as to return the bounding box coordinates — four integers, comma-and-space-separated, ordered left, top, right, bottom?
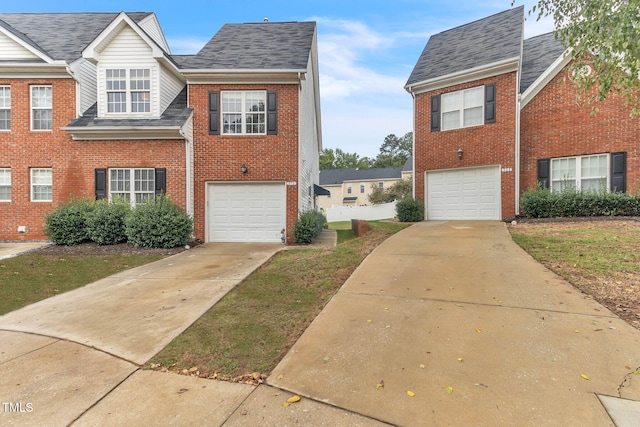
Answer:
159, 67, 184, 113
137, 14, 170, 52
181, 113, 194, 217
298, 33, 321, 214
73, 59, 97, 114
0, 31, 40, 60
96, 26, 159, 118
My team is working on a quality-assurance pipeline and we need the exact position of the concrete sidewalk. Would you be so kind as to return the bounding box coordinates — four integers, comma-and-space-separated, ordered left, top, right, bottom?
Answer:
269, 221, 640, 426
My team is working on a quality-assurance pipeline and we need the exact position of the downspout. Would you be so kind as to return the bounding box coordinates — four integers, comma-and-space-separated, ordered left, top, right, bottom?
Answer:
410, 89, 416, 200
515, 22, 524, 217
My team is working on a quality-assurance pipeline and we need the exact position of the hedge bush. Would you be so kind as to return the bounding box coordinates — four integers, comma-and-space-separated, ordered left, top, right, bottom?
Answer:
520, 187, 640, 218
86, 199, 130, 245
125, 196, 193, 248
293, 210, 326, 244
44, 198, 94, 245
396, 197, 424, 222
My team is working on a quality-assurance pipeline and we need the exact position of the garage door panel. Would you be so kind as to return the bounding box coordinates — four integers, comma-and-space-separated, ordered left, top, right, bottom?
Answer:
207, 183, 286, 242
427, 166, 500, 220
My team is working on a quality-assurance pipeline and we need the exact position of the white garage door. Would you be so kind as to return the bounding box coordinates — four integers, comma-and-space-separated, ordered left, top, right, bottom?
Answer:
207, 182, 286, 242
426, 166, 501, 220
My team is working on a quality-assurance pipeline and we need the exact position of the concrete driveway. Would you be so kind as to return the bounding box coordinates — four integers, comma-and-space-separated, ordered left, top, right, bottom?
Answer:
269, 221, 640, 426
0, 243, 282, 426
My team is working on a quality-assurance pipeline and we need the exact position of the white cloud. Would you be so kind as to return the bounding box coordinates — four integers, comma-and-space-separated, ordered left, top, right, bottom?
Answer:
167, 37, 208, 54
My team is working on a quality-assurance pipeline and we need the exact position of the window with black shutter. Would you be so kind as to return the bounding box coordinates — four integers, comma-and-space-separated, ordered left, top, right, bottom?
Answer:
208, 91, 220, 135
537, 158, 550, 189
610, 152, 626, 193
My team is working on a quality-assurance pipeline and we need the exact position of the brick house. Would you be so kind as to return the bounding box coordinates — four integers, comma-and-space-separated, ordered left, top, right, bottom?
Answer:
405, 7, 638, 220
0, 12, 322, 243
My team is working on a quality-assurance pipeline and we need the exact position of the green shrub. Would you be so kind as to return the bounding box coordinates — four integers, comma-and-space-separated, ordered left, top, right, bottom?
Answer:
293, 210, 327, 244
125, 196, 193, 248
44, 198, 94, 245
396, 197, 424, 222
520, 187, 640, 218
86, 199, 130, 245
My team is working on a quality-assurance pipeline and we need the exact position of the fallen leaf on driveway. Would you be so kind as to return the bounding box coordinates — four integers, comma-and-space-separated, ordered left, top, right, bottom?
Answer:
581, 374, 590, 380
446, 386, 454, 394
376, 380, 384, 390
406, 390, 415, 397
287, 395, 301, 403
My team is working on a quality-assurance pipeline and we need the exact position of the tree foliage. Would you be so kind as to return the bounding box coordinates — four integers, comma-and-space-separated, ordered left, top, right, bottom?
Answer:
320, 148, 373, 170
531, 0, 640, 114
372, 132, 413, 168
368, 178, 413, 205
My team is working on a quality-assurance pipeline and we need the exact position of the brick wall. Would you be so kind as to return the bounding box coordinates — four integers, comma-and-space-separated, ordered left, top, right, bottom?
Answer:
414, 72, 518, 219
520, 68, 639, 195
189, 84, 299, 243
0, 78, 187, 241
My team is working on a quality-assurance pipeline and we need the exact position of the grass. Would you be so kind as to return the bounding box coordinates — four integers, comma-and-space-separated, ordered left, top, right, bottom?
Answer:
327, 221, 356, 244
0, 253, 163, 315
149, 220, 410, 379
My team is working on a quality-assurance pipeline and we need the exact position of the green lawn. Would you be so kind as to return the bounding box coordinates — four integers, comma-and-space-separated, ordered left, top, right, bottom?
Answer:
0, 253, 163, 315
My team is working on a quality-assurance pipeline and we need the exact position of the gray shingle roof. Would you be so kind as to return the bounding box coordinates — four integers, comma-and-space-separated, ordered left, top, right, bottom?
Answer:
0, 12, 152, 62
320, 167, 404, 186
520, 32, 565, 92
180, 21, 315, 70
406, 7, 524, 86
66, 87, 191, 128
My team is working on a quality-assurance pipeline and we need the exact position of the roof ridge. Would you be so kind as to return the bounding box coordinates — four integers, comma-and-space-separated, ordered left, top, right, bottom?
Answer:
434, 6, 523, 37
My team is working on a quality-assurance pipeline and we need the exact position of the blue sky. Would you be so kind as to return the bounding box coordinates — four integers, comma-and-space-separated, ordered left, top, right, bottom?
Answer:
4, 1, 554, 158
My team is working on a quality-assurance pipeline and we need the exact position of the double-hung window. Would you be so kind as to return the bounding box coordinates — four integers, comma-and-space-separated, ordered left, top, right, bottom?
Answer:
106, 69, 151, 113
0, 86, 10, 130
222, 91, 266, 134
360, 184, 365, 194
31, 86, 52, 130
31, 168, 52, 201
109, 168, 155, 205
0, 168, 10, 201
441, 86, 484, 130
551, 154, 608, 192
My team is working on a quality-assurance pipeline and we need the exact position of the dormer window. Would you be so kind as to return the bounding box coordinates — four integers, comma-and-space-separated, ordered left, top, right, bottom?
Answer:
106, 68, 150, 114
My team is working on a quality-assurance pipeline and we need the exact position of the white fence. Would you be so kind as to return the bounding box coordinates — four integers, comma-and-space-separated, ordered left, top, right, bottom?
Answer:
325, 201, 397, 223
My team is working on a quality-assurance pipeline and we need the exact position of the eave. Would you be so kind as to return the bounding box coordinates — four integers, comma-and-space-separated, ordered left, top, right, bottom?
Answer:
0, 62, 71, 78
182, 69, 306, 85
61, 126, 186, 141
405, 57, 520, 95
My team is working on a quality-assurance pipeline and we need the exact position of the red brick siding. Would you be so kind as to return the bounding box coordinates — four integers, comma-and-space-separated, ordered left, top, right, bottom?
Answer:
414, 72, 518, 219
189, 84, 299, 243
520, 68, 639, 195
0, 78, 187, 241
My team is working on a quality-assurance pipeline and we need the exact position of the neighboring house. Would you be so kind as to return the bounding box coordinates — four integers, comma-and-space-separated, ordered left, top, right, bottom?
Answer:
0, 12, 322, 243
405, 7, 637, 220
318, 156, 412, 211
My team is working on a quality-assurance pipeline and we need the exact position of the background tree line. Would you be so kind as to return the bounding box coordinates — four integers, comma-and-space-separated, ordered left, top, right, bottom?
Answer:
320, 132, 412, 170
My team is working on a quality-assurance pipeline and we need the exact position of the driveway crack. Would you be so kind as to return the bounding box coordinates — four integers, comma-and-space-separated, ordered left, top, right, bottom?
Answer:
618, 365, 640, 397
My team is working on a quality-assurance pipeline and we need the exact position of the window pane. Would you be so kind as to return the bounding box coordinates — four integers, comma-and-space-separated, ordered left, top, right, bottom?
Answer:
222, 92, 242, 113
551, 157, 577, 192
441, 91, 462, 112
131, 92, 150, 113
0, 169, 10, 201
32, 110, 52, 130
31, 169, 52, 201
464, 86, 484, 108
463, 106, 483, 126
442, 111, 460, 130
106, 69, 126, 90
0, 110, 10, 130
581, 154, 608, 192
108, 92, 127, 113
31, 86, 52, 108
223, 114, 242, 133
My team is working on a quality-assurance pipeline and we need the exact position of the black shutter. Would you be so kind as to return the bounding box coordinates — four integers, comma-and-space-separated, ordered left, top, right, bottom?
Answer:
155, 168, 166, 197
537, 158, 550, 189
208, 91, 220, 135
430, 95, 440, 132
267, 90, 278, 135
485, 83, 496, 124
95, 168, 106, 200
610, 152, 626, 193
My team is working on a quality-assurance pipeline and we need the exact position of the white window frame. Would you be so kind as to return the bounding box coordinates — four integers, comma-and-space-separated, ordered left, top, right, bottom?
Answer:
31, 168, 52, 202
31, 85, 52, 131
378, 182, 384, 189
0, 86, 10, 131
551, 154, 609, 193
105, 68, 151, 115
221, 91, 266, 135
108, 168, 155, 205
360, 184, 365, 194
441, 86, 484, 131
347, 185, 352, 194
0, 168, 11, 201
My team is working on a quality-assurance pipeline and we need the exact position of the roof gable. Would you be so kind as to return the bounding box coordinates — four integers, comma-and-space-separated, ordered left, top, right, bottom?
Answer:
181, 21, 316, 70
0, 12, 152, 63
0, 23, 46, 61
406, 7, 523, 89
